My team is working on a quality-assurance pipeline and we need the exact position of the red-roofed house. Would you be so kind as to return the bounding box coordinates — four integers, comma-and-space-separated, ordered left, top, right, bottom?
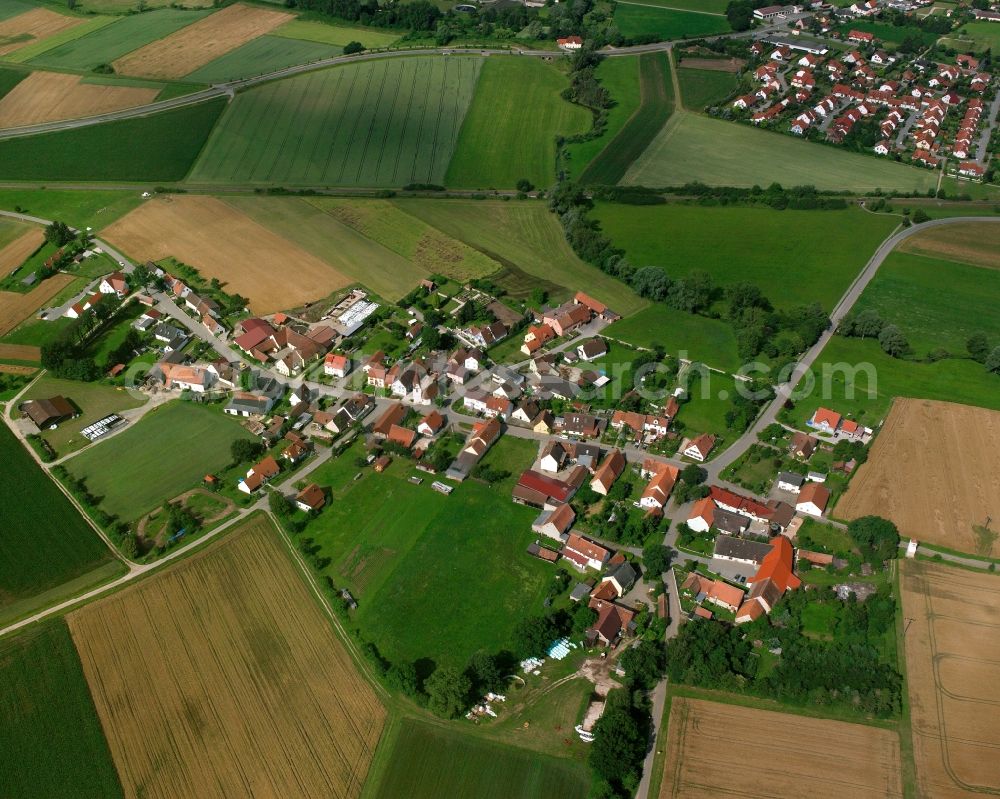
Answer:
683, 433, 716, 462
591, 449, 626, 495
562, 533, 611, 571
795, 482, 831, 516
324, 353, 350, 378
808, 406, 842, 433
639, 463, 679, 510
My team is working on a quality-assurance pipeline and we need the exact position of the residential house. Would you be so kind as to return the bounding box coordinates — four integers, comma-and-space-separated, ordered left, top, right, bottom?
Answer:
639, 462, 680, 510
557, 35, 583, 49
796, 482, 831, 516
295, 483, 326, 513
683, 433, 716, 462
64, 292, 104, 319
98, 271, 128, 298
776, 472, 806, 493
224, 392, 274, 418
577, 339, 607, 362
587, 600, 635, 646
465, 321, 508, 348
511, 400, 541, 426
531, 410, 555, 435
324, 353, 350, 378
706, 580, 746, 613
590, 449, 625, 495
531, 503, 576, 540
712, 534, 774, 567
238, 456, 281, 494
513, 469, 580, 509
561, 412, 601, 438
543, 302, 591, 337
601, 561, 638, 597
563, 533, 611, 571
808, 406, 842, 433
522, 324, 555, 356
160, 363, 215, 393
387, 424, 418, 450
736, 535, 801, 623
686, 498, 749, 535
372, 403, 406, 437
417, 410, 444, 437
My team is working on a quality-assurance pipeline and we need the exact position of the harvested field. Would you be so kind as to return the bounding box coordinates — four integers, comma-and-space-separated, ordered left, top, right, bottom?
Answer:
0, 227, 42, 275
68, 514, 386, 799
102, 195, 350, 313
0, 341, 39, 360
660, 697, 902, 798
0, 362, 34, 373
112, 3, 291, 79
0, 8, 82, 57
0, 273, 74, 336
677, 57, 743, 71
901, 559, 1000, 797
897, 221, 1000, 270
0, 71, 158, 129
837, 398, 1000, 555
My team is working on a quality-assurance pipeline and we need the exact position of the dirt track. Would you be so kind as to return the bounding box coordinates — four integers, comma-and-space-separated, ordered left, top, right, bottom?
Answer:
112, 4, 291, 78
102, 195, 350, 313
660, 697, 902, 798
898, 222, 1000, 270
0, 72, 159, 129
0, 228, 42, 275
0, 8, 82, 57
837, 398, 1000, 555
901, 559, 1000, 797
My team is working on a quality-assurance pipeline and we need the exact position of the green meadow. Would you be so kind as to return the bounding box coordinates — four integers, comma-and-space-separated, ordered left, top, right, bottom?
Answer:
614, 4, 730, 39
185, 35, 336, 83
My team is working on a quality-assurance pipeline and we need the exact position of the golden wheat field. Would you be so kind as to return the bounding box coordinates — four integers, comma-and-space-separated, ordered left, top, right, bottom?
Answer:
68, 515, 386, 799
0, 72, 159, 129
660, 697, 903, 799
901, 559, 1000, 797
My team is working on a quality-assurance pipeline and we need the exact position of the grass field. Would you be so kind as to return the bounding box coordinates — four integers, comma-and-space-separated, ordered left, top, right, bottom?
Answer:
594, 203, 896, 310
835, 20, 937, 47
103, 195, 351, 312
273, 17, 400, 48
0, 214, 29, 250
0, 65, 26, 99
850, 251, 1000, 358
76, 0, 213, 12
396, 198, 649, 314
626, 110, 939, 191
25, 8, 211, 71
112, 3, 292, 79
0, 621, 123, 799
941, 20, 1000, 52
22, 375, 146, 456
580, 51, 673, 185
185, 34, 336, 83
0, 97, 225, 181
0, 188, 142, 229
838, 399, 1000, 554
64, 400, 254, 521
368, 718, 589, 799
565, 56, 640, 179
901, 560, 1000, 796
784, 335, 1000, 430
0, 0, 35, 22
304, 438, 554, 668
676, 65, 737, 108
68, 514, 386, 799
190, 56, 480, 187
446, 57, 590, 188
614, 4, 730, 39
620, 0, 727, 10
0, 422, 115, 612
660, 697, 902, 798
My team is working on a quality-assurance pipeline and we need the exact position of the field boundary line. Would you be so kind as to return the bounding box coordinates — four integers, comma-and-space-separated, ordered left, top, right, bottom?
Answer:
616, 0, 726, 15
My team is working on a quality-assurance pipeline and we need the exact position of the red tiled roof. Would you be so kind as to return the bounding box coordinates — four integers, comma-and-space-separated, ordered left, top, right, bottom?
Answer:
516, 470, 574, 503
747, 536, 801, 593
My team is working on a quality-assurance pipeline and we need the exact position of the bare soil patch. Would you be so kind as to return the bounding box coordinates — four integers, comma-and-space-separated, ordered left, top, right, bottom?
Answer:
898, 222, 1000, 270
0, 363, 35, 374
837, 398, 1000, 555
0, 228, 43, 275
68, 514, 386, 799
901, 559, 1000, 797
0, 274, 74, 336
677, 57, 744, 72
0, 342, 40, 361
102, 195, 350, 313
0, 72, 159, 129
0, 9, 82, 57
112, 3, 292, 78
660, 697, 902, 798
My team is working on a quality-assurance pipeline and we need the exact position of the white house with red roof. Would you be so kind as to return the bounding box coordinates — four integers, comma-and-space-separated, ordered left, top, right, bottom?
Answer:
98, 271, 129, 298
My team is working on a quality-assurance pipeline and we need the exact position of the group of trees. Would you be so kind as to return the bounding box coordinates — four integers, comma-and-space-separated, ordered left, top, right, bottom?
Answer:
967, 332, 1000, 376
839, 309, 911, 359
847, 515, 900, 566
666, 573, 903, 717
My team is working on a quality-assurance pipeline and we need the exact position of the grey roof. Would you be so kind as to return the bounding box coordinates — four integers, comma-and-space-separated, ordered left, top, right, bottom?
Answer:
713, 534, 773, 564
714, 508, 750, 535
777, 471, 805, 487
605, 561, 638, 590
570, 583, 592, 602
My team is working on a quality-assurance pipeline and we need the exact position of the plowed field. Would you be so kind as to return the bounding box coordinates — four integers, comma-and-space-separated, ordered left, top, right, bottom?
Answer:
0, 273, 74, 335
0, 228, 42, 275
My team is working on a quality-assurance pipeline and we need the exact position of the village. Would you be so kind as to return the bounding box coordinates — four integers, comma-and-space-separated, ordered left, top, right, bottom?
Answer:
719, 0, 1000, 181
